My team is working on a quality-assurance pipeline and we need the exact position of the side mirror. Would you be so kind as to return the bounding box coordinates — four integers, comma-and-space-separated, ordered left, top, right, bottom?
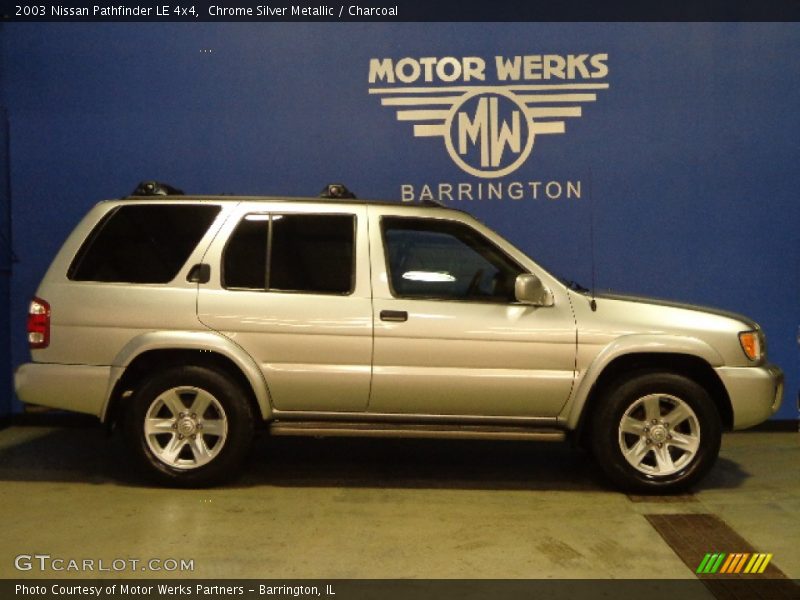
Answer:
515, 273, 554, 307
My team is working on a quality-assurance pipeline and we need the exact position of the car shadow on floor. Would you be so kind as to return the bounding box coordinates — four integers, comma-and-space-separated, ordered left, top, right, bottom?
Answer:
0, 423, 751, 493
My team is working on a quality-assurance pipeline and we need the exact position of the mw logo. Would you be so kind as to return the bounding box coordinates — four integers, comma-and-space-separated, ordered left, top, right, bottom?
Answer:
368, 56, 610, 179
446, 90, 533, 178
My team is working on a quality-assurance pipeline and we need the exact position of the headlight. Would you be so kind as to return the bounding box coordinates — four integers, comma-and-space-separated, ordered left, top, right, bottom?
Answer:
738, 330, 763, 361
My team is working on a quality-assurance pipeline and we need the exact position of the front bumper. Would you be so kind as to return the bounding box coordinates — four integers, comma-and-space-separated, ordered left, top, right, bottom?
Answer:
14, 362, 111, 418
714, 363, 783, 430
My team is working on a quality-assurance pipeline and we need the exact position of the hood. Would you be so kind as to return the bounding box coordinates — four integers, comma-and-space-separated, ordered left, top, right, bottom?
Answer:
594, 292, 759, 331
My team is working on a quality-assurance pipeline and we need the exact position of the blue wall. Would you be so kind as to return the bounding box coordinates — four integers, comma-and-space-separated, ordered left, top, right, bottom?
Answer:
0, 105, 9, 420
3, 23, 798, 419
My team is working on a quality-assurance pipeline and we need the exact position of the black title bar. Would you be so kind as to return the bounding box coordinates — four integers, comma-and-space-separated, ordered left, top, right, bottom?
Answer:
3, 0, 800, 22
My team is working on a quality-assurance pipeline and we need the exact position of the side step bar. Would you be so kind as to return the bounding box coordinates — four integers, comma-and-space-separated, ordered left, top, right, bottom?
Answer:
269, 421, 566, 442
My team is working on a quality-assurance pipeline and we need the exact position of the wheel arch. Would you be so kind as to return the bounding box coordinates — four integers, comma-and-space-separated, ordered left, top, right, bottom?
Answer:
103, 331, 272, 427
570, 351, 733, 443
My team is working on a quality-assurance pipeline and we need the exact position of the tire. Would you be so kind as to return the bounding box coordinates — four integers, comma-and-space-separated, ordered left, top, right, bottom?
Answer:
123, 365, 255, 487
590, 371, 721, 493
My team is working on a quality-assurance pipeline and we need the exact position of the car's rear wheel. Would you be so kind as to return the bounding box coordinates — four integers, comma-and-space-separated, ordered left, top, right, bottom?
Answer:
123, 365, 255, 487
590, 372, 721, 493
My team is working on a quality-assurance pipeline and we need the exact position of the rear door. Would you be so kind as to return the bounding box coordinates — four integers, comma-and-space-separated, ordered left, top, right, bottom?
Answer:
197, 203, 372, 412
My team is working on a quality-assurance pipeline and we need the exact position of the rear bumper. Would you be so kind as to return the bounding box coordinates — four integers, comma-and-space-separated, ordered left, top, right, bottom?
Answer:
715, 363, 783, 430
14, 362, 111, 418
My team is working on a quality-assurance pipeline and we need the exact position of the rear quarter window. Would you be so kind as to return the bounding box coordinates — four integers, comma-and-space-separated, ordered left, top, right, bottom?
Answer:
68, 204, 221, 283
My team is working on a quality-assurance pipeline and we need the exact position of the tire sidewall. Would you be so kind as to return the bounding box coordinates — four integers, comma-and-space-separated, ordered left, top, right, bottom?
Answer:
123, 365, 255, 487
592, 372, 722, 493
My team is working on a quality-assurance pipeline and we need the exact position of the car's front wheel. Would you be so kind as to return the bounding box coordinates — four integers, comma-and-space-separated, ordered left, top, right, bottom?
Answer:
590, 372, 722, 493
123, 365, 255, 487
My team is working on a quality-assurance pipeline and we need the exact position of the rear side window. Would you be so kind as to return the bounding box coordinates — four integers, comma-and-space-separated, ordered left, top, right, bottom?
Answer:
68, 204, 221, 283
223, 213, 355, 295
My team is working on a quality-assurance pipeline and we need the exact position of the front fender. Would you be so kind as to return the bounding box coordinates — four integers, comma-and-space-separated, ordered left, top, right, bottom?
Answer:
560, 334, 724, 429
101, 330, 272, 421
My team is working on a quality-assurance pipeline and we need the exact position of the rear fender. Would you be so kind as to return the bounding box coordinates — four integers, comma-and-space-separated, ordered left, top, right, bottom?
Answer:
103, 330, 272, 421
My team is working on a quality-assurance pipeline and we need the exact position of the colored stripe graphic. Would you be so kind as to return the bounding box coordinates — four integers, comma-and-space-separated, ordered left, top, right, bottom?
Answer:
696, 553, 712, 574
719, 554, 735, 573
733, 553, 750, 573
719, 553, 745, 573
697, 553, 727, 574
759, 553, 773, 573
697, 552, 773, 574
744, 553, 773, 574
710, 553, 726, 573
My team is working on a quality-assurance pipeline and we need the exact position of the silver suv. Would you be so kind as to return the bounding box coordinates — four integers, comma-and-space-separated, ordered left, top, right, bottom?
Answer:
15, 183, 783, 491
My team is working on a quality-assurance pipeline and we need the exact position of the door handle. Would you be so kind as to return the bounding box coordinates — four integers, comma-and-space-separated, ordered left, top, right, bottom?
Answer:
380, 310, 408, 323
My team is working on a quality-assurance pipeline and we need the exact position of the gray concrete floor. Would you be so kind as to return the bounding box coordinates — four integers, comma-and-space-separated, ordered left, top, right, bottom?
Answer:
0, 424, 797, 579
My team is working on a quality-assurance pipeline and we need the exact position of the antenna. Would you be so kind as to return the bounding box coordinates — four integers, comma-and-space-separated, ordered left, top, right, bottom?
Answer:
588, 167, 597, 312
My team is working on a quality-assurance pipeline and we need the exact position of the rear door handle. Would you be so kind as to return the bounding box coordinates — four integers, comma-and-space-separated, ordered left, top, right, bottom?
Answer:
380, 310, 408, 322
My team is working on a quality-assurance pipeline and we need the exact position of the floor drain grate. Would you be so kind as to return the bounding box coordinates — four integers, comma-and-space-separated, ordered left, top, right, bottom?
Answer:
645, 513, 797, 600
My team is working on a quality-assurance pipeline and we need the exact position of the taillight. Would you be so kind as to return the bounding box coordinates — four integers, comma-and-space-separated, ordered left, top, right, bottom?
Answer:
27, 296, 50, 349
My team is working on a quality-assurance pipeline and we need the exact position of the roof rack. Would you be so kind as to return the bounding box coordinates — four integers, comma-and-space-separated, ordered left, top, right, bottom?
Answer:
130, 181, 184, 197
123, 181, 458, 211
320, 183, 357, 199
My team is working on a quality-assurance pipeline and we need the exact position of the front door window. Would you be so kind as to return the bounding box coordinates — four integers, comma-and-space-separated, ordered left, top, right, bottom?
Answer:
381, 217, 523, 303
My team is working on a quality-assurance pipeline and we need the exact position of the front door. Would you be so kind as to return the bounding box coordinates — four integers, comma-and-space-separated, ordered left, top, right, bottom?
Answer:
369, 212, 576, 417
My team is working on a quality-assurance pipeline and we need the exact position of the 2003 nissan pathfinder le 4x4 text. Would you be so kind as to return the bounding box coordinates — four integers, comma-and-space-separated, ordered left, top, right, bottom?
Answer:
15, 182, 784, 491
